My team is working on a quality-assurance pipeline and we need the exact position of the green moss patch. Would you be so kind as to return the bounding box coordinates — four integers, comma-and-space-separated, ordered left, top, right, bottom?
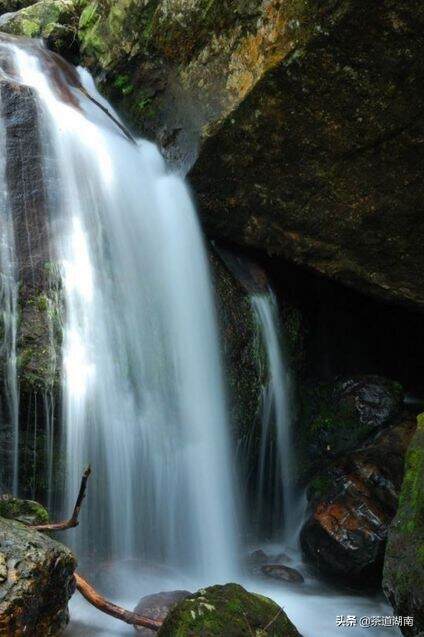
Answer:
0, 495, 49, 525
159, 583, 301, 636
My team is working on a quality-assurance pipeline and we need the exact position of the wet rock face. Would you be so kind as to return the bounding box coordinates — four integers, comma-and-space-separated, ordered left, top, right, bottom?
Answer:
74, 0, 322, 168
158, 583, 302, 637
383, 414, 424, 636
134, 590, 191, 636
210, 249, 264, 446
0, 76, 62, 394
297, 375, 404, 482
0, 74, 63, 499
335, 376, 404, 429
300, 417, 416, 586
0, 516, 76, 636
190, 1, 424, 308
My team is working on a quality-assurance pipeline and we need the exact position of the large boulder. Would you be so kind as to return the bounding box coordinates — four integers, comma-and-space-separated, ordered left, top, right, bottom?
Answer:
190, 1, 424, 309
158, 583, 301, 637
300, 415, 416, 586
211, 249, 265, 446
383, 414, 424, 636
0, 516, 76, 636
1, 2, 423, 306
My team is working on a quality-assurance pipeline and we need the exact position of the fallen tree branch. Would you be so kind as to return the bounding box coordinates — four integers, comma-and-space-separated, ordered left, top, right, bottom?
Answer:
26, 466, 162, 630
75, 573, 162, 631
29, 465, 91, 531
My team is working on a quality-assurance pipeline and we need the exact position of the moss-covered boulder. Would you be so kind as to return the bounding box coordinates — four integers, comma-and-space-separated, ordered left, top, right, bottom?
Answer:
0, 516, 76, 636
301, 415, 416, 586
0, 494, 49, 525
158, 583, 301, 636
0, 0, 78, 52
383, 413, 424, 636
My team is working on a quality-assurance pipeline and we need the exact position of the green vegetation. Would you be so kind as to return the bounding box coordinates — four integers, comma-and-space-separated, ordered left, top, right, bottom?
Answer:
159, 583, 300, 636
0, 496, 49, 525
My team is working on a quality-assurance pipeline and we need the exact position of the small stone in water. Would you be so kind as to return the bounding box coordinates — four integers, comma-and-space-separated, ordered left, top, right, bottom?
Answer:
261, 563, 305, 584
134, 590, 191, 635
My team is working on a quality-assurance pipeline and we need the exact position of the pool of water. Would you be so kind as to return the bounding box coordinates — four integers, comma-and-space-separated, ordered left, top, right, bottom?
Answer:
66, 544, 400, 637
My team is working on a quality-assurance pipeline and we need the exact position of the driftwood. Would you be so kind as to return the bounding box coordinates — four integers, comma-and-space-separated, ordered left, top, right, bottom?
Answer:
29, 465, 91, 531
75, 572, 163, 631
27, 466, 163, 632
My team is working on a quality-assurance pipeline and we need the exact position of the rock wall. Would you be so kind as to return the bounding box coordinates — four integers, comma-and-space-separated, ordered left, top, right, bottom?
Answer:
0, 74, 63, 500
1, 2, 423, 307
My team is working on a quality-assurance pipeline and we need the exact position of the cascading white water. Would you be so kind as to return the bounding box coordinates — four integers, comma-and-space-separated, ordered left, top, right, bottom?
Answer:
2, 38, 238, 582
0, 97, 19, 495
251, 291, 300, 541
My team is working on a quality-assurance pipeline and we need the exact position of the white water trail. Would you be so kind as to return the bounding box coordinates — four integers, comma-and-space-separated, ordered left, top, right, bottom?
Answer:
6, 40, 238, 582
251, 291, 301, 542
0, 93, 19, 494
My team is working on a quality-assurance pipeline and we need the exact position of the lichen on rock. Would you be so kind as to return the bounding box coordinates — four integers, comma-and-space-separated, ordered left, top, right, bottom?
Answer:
0, 516, 76, 636
0, 0, 77, 51
158, 583, 302, 636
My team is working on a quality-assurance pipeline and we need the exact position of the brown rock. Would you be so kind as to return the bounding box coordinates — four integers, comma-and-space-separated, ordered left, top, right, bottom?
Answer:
261, 564, 304, 584
134, 590, 191, 635
300, 416, 416, 585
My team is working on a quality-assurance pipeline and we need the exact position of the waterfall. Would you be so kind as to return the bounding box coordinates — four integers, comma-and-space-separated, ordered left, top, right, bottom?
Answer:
0, 37, 238, 582
0, 88, 19, 495
251, 291, 299, 541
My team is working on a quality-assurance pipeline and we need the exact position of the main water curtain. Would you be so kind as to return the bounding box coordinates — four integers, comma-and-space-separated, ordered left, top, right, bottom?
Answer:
0, 37, 238, 581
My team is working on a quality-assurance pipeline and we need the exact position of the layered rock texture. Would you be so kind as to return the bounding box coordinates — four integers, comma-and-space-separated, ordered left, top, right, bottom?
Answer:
383, 413, 424, 636
0, 515, 76, 636
298, 376, 417, 585
301, 415, 416, 585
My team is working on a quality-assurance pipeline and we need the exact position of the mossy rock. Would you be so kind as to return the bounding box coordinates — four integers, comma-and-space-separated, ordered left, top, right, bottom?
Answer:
0, 495, 49, 525
296, 375, 404, 482
0, 0, 79, 54
383, 413, 424, 635
0, 0, 37, 15
158, 583, 301, 637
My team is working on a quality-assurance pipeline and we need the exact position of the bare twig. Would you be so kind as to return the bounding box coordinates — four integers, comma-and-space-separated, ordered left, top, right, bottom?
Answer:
75, 573, 162, 631
26, 466, 162, 629
29, 465, 91, 531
